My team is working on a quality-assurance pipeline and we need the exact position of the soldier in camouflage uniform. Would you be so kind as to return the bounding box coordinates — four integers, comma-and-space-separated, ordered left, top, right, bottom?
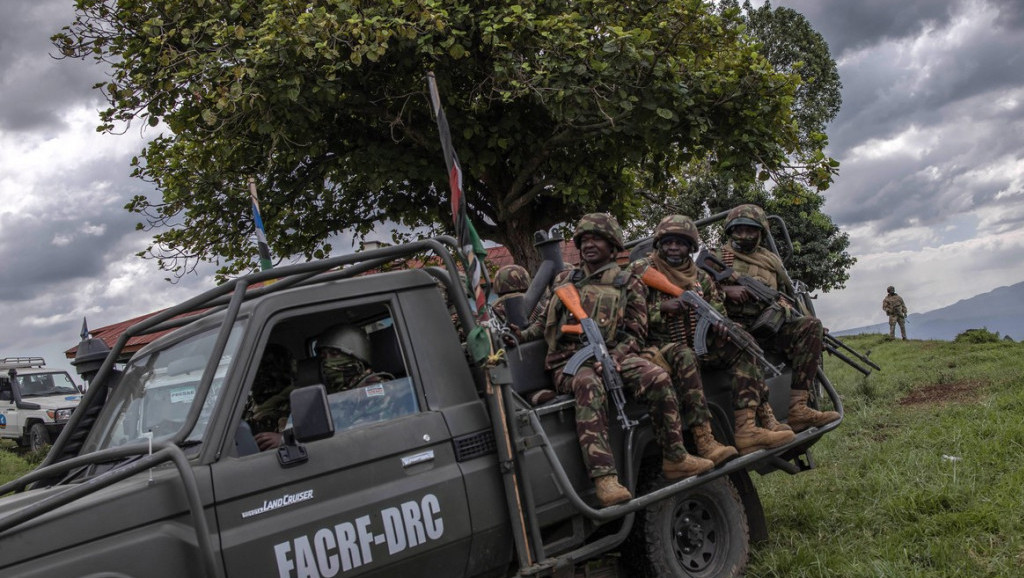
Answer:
525, 213, 713, 507
882, 286, 908, 340
317, 323, 396, 428
714, 204, 839, 432
491, 264, 531, 324
243, 343, 297, 451
630, 215, 794, 458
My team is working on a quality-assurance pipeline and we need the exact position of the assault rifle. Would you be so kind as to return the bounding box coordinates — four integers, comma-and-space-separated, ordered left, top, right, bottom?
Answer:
695, 249, 881, 376
555, 284, 639, 431
639, 268, 783, 378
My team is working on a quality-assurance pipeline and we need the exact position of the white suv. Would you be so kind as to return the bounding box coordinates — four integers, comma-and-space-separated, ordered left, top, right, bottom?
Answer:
0, 357, 82, 452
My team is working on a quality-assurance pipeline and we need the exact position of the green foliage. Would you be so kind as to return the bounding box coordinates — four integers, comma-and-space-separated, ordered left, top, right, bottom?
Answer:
0, 441, 39, 487
52, 0, 836, 276
954, 328, 1002, 344
627, 2, 851, 291
749, 335, 1024, 577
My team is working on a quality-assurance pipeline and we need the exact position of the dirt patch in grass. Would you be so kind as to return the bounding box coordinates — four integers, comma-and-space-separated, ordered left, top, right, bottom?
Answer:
898, 380, 985, 406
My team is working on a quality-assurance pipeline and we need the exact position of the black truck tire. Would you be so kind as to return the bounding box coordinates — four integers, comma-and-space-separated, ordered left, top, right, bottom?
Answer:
636, 476, 749, 577
28, 423, 50, 453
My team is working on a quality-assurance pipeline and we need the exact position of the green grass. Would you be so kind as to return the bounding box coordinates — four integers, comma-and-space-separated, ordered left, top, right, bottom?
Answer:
0, 440, 40, 486
748, 334, 1024, 577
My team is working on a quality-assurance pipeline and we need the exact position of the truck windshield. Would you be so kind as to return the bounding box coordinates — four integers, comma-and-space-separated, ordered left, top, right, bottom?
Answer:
82, 321, 245, 453
13, 372, 79, 397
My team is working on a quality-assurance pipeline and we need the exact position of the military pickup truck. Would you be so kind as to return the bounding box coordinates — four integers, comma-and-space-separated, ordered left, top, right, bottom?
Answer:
0, 217, 843, 578
0, 357, 82, 453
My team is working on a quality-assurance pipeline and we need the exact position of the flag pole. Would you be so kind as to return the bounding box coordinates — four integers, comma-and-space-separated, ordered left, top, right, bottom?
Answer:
248, 177, 274, 271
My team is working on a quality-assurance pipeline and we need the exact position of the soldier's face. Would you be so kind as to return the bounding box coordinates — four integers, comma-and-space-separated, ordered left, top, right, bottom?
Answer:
657, 235, 692, 266
729, 225, 761, 252
578, 233, 613, 267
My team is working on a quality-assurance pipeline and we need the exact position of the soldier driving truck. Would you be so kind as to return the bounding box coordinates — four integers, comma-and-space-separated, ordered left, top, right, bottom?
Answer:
0, 210, 845, 578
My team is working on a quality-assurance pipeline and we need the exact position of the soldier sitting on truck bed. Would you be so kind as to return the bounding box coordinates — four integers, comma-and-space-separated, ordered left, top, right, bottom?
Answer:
629, 215, 794, 458
522, 213, 714, 507
713, 204, 839, 432
490, 264, 531, 324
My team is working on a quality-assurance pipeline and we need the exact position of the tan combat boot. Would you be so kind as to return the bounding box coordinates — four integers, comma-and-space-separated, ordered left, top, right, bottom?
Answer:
692, 421, 739, 466
662, 454, 714, 481
594, 475, 632, 507
756, 402, 793, 432
733, 408, 795, 455
787, 390, 840, 432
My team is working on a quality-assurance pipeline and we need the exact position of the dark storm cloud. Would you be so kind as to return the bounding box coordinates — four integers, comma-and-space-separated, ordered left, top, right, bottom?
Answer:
777, 0, 956, 57
0, 152, 149, 300
0, 0, 106, 132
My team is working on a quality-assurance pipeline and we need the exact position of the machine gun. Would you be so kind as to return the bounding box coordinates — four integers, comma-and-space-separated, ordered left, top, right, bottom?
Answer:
639, 268, 783, 378
695, 249, 881, 376
555, 284, 639, 431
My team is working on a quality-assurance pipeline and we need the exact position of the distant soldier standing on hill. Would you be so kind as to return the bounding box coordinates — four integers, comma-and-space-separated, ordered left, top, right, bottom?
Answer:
882, 286, 908, 340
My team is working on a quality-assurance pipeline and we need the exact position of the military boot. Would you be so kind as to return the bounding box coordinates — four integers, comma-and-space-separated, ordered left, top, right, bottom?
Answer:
756, 402, 793, 432
692, 421, 738, 466
594, 475, 632, 507
733, 408, 795, 455
662, 453, 714, 481
787, 390, 840, 432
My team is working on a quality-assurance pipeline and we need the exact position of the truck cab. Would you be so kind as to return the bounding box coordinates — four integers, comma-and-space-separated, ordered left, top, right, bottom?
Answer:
0, 357, 82, 452
0, 230, 844, 577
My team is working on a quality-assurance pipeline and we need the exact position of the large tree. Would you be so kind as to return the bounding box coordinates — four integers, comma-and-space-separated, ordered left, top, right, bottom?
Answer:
629, 1, 851, 292
54, 0, 830, 276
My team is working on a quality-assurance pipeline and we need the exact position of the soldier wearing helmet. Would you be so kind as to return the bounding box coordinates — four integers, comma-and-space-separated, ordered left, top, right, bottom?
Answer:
491, 264, 532, 324
531, 213, 712, 507
714, 204, 839, 432
881, 286, 908, 340
317, 324, 392, 393
316, 323, 396, 428
631, 215, 793, 459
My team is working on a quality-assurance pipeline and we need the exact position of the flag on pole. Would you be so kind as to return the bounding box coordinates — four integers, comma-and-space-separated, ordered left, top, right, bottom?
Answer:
426, 72, 489, 318
248, 177, 274, 271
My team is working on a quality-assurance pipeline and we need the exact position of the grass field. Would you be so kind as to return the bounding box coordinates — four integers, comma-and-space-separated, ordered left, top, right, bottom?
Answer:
2, 334, 1021, 576
747, 334, 1024, 577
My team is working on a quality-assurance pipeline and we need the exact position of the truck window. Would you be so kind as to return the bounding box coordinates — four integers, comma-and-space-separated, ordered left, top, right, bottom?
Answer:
247, 301, 418, 443
82, 321, 246, 453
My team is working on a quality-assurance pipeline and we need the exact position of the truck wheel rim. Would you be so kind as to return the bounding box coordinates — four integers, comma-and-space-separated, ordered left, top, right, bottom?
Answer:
671, 496, 719, 572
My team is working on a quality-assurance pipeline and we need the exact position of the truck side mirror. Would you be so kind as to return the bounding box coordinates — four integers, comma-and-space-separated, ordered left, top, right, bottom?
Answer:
289, 385, 335, 443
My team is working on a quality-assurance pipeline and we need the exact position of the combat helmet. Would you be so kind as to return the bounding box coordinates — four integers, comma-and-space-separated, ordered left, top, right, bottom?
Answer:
573, 213, 625, 251
317, 324, 371, 365
724, 204, 768, 234
887, 286, 895, 294
653, 215, 701, 249
493, 264, 531, 295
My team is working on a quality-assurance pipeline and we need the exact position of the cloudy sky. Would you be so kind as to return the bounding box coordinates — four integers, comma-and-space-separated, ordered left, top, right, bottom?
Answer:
2, 0, 1023, 379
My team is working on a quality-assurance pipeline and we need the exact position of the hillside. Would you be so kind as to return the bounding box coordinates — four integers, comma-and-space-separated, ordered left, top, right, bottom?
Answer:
834, 280, 1024, 340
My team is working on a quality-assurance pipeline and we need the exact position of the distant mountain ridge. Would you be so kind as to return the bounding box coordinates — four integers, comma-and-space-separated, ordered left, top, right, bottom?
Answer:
834, 281, 1024, 341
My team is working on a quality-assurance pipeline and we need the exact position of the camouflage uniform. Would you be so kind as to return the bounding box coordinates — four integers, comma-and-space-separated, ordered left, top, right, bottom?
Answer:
491, 264, 531, 324
714, 205, 823, 395
882, 287, 907, 339
244, 343, 296, 434
629, 256, 766, 421
539, 214, 688, 480
322, 360, 395, 427
318, 324, 397, 426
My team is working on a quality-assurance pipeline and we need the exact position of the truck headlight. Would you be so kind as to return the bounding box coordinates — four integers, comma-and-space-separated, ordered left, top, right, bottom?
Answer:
46, 408, 74, 422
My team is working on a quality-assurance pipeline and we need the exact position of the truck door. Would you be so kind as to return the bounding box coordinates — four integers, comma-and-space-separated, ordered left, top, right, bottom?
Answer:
0, 378, 21, 438
210, 299, 474, 578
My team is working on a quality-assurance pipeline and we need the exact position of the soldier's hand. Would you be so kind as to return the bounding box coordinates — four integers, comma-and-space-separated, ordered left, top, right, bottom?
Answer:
254, 432, 284, 451
712, 320, 730, 340
660, 299, 684, 316
723, 284, 750, 303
